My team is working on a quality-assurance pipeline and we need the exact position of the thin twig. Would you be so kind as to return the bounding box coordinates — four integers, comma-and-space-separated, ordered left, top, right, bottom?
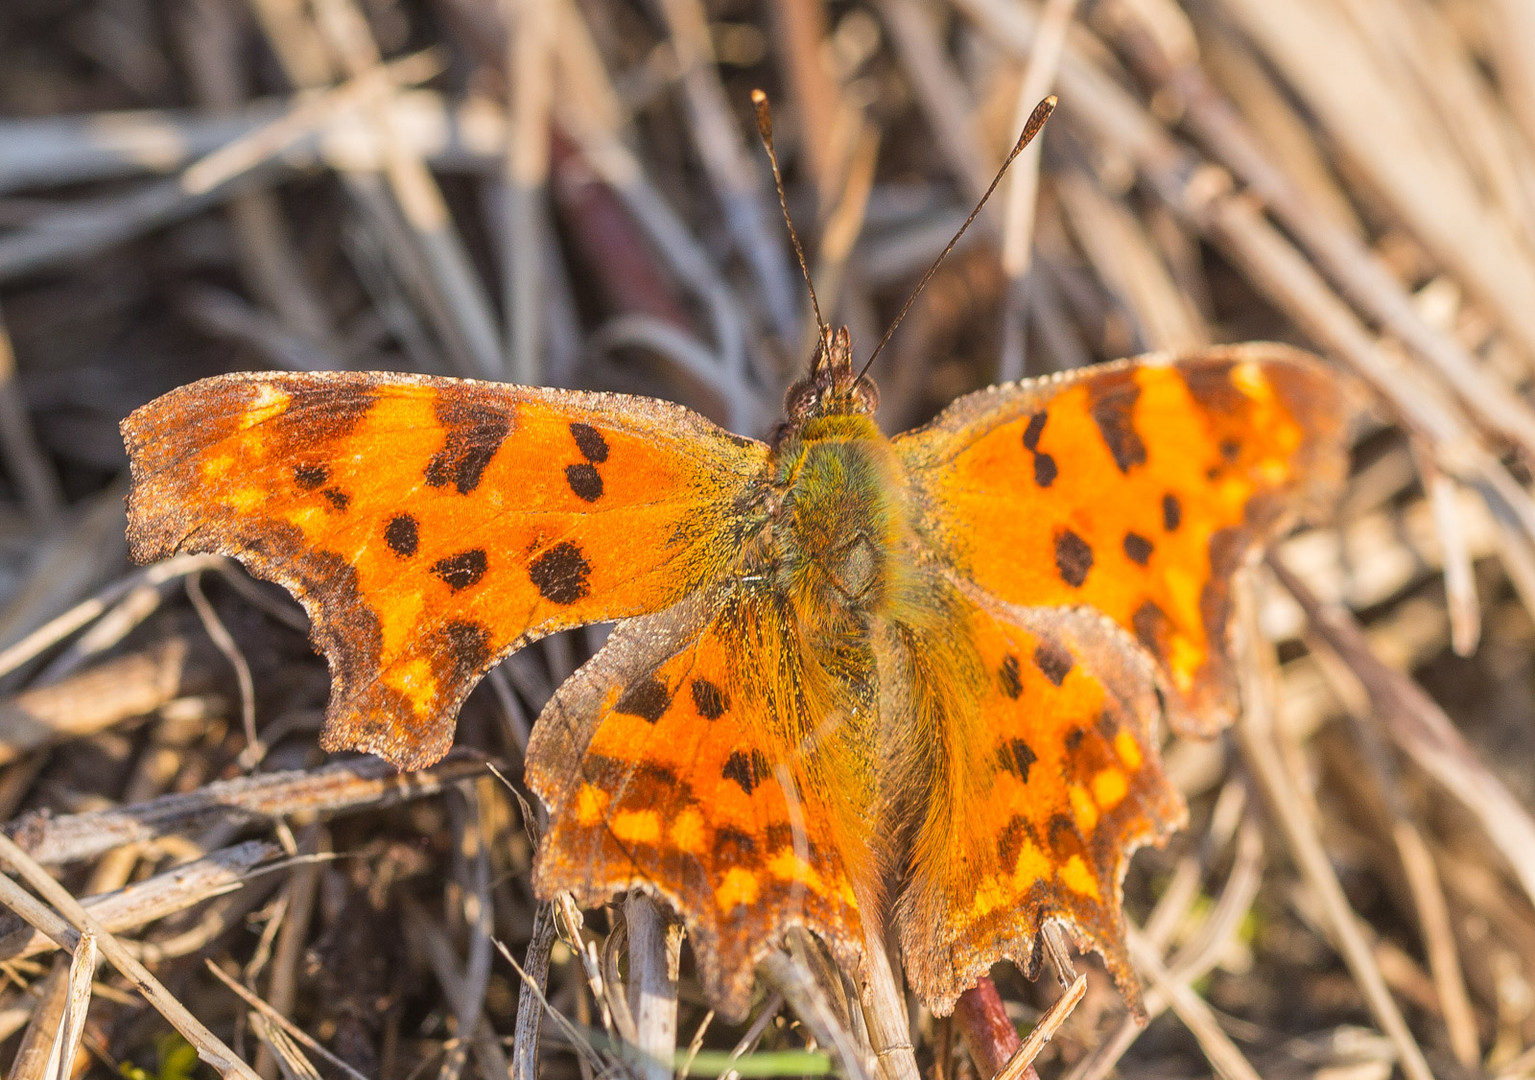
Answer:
5, 753, 488, 866
0, 832, 261, 1079
1232, 577, 1436, 1080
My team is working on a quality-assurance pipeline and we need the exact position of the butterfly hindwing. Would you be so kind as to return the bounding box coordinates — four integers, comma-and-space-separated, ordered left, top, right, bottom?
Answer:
528, 586, 876, 1021
123, 372, 767, 767
896, 344, 1348, 736
892, 587, 1185, 1015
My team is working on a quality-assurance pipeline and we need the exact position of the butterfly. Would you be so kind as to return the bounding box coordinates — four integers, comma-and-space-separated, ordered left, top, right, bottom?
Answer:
122, 323, 1346, 1022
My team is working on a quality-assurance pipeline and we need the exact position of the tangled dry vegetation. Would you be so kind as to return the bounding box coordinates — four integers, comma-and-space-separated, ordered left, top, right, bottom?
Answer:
1, 0, 1534, 1078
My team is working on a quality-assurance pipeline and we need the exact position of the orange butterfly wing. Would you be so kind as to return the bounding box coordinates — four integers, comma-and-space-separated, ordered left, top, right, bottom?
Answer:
893, 586, 1184, 1014
123, 372, 767, 767
891, 345, 1347, 1009
897, 344, 1348, 736
528, 586, 876, 1021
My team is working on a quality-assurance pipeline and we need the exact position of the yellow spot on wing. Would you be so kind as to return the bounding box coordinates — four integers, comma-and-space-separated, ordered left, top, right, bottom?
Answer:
1218, 477, 1251, 514
242, 385, 291, 429
1069, 785, 1099, 833
670, 809, 706, 854
1012, 838, 1050, 889
1231, 362, 1272, 402
611, 810, 661, 845
1060, 855, 1100, 898
1169, 635, 1202, 692
202, 455, 234, 481
228, 487, 263, 513
1114, 731, 1143, 770
1092, 767, 1128, 809
386, 658, 437, 702
965, 876, 1009, 923
767, 848, 825, 893
715, 867, 760, 910
1165, 566, 1202, 632
379, 592, 426, 659
576, 784, 607, 825
286, 505, 325, 532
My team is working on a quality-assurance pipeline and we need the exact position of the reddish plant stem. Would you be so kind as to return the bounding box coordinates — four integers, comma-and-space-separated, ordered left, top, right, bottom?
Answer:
953, 977, 1037, 1080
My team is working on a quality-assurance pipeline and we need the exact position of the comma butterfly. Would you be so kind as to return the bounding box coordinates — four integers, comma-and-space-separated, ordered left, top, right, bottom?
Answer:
120, 99, 1348, 1025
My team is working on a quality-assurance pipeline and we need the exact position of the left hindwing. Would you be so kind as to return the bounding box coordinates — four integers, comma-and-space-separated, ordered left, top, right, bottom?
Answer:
123, 371, 767, 767
527, 586, 877, 1021
894, 344, 1348, 735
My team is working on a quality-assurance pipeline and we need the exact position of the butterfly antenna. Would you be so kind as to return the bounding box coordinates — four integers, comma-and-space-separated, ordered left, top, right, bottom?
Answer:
858, 95, 1057, 381
752, 89, 827, 339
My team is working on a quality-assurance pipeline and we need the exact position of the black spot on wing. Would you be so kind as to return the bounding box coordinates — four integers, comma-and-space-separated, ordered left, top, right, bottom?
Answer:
999, 654, 1022, 699
615, 676, 670, 722
1033, 639, 1074, 686
629, 760, 682, 793
294, 464, 329, 490
385, 514, 419, 558
997, 814, 1043, 868
570, 422, 609, 463
1064, 727, 1085, 751
1022, 412, 1057, 486
1054, 529, 1094, 587
286, 383, 378, 443
691, 677, 727, 720
565, 463, 603, 502
1183, 361, 1244, 415
529, 541, 591, 604
431, 549, 487, 591
440, 620, 491, 682
1088, 379, 1147, 473
1162, 493, 1182, 532
715, 827, 757, 862
995, 738, 1036, 781
1096, 709, 1119, 740
1123, 532, 1154, 566
1132, 598, 1171, 654
579, 753, 630, 789
722, 749, 770, 795
1049, 812, 1081, 849
425, 400, 512, 494
1022, 411, 1047, 451
322, 488, 350, 512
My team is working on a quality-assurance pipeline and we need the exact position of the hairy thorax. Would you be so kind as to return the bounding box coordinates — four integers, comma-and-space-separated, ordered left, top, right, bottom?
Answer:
764, 414, 913, 631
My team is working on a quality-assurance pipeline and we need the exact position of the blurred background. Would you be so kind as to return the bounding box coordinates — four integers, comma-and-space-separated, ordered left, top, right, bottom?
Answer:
1, 0, 1535, 1078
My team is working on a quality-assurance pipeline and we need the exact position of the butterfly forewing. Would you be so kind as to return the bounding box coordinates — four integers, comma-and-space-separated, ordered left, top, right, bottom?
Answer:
895, 344, 1349, 737
123, 371, 767, 767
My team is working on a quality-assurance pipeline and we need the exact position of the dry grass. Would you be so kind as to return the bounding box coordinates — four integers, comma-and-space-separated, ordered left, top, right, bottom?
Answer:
0, 0, 1534, 1077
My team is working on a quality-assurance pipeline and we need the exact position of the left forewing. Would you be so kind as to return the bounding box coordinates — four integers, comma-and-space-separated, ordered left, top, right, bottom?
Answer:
123, 371, 767, 767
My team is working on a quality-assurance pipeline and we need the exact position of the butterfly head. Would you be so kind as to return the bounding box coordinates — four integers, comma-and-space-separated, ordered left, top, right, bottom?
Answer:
782, 325, 880, 430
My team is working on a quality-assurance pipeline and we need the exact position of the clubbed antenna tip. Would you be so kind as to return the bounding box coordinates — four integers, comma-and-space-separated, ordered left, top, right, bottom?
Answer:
858, 95, 1059, 382
752, 88, 826, 337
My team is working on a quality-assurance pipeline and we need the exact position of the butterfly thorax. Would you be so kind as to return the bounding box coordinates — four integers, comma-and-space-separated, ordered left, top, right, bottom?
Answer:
766, 414, 911, 633
749, 325, 905, 626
